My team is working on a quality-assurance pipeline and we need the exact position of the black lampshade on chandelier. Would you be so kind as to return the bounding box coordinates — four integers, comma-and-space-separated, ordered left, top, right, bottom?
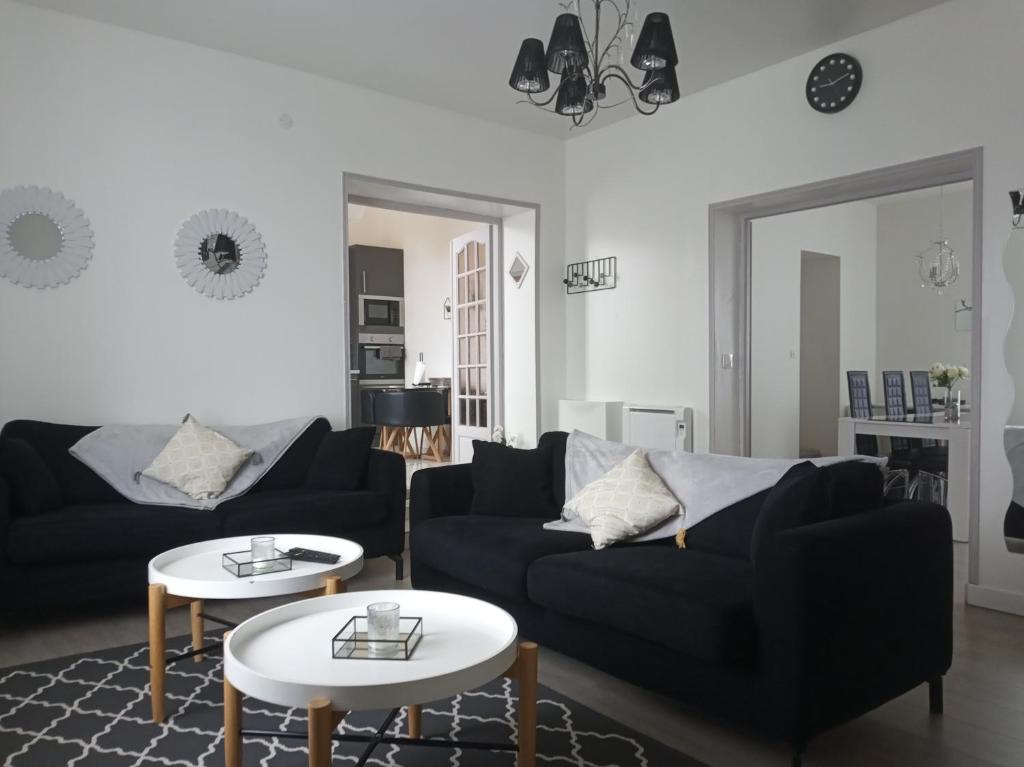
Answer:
509, 1, 680, 127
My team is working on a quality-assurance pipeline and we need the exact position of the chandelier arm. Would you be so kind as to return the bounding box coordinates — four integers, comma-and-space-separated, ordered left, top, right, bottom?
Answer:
601, 71, 660, 115
600, 63, 647, 92
572, 0, 599, 79
523, 78, 570, 109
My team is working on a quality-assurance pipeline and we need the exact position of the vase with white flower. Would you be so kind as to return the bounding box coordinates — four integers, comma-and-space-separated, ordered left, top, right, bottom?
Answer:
929, 363, 969, 422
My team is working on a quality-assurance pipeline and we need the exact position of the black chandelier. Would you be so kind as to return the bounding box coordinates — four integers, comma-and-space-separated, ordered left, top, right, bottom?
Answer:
508, 0, 680, 128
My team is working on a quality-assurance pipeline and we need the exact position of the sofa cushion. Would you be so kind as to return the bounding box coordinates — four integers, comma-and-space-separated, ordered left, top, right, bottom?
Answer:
7, 503, 221, 565
539, 431, 569, 507
219, 490, 388, 536
0, 437, 63, 516
0, 421, 125, 504
250, 418, 331, 493
684, 490, 769, 560
470, 440, 559, 519
141, 415, 254, 500
750, 462, 832, 565
528, 547, 757, 665
410, 516, 592, 602
305, 427, 375, 492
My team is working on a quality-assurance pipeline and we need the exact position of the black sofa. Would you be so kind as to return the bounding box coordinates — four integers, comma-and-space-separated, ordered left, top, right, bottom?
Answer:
410, 432, 953, 765
0, 417, 406, 609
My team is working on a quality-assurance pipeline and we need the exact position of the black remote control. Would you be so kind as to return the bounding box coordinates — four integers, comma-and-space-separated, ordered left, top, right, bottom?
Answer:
286, 547, 340, 564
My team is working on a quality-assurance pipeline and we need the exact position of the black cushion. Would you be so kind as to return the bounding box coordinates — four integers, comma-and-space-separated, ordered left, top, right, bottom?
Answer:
0, 421, 125, 504
528, 547, 757, 665
470, 440, 559, 519
410, 516, 592, 602
825, 461, 884, 517
0, 438, 63, 516
219, 490, 388, 536
750, 462, 832, 565
538, 431, 569, 507
685, 489, 769, 560
7, 503, 221, 565
305, 427, 375, 491
250, 418, 331, 493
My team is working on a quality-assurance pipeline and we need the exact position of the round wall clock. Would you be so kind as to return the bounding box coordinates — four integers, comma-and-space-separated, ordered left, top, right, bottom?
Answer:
806, 53, 862, 114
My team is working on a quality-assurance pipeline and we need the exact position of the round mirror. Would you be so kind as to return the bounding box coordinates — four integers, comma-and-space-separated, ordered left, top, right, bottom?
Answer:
199, 233, 240, 274
7, 213, 63, 261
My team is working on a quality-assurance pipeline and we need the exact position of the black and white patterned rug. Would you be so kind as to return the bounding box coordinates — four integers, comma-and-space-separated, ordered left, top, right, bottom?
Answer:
0, 636, 702, 766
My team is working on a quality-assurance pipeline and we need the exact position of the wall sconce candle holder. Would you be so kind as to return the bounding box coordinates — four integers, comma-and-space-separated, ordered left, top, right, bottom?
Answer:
1012, 189, 1024, 229
564, 257, 617, 294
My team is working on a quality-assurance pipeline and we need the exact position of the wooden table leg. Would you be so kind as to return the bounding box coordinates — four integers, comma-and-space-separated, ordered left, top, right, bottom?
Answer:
308, 697, 346, 767
191, 599, 204, 663
323, 575, 345, 595
148, 583, 167, 723
408, 704, 422, 739
224, 648, 243, 767
516, 642, 538, 767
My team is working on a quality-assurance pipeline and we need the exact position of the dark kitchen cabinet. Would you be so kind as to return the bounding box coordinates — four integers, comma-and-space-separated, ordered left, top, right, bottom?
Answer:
349, 245, 404, 298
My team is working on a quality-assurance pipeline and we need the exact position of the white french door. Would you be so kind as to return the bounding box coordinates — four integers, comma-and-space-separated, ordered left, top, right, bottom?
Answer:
450, 228, 494, 462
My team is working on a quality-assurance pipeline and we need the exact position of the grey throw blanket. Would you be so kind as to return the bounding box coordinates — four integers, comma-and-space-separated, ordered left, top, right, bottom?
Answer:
69, 416, 319, 510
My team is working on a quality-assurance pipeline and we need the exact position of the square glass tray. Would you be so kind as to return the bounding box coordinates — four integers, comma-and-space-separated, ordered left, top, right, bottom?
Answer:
332, 616, 424, 660
222, 549, 293, 578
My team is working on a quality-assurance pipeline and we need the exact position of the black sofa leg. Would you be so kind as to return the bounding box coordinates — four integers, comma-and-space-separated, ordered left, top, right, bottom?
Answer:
929, 676, 943, 714
388, 554, 404, 581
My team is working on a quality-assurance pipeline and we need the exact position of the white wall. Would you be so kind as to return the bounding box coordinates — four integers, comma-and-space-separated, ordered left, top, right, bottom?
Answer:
750, 202, 878, 458
0, 0, 565, 430
347, 205, 478, 384
875, 187, 973, 383
502, 210, 538, 448
564, 0, 1024, 608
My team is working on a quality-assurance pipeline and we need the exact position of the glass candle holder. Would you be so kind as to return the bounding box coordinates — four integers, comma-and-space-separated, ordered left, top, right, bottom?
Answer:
250, 536, 276, 573
367, 601, 401, 657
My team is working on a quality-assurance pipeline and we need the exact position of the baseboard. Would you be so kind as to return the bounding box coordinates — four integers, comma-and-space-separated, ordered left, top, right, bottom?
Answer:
965, 583, 1024, 616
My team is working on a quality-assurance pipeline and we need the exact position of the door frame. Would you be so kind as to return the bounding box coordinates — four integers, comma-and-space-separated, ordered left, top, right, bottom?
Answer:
708, 147, 984, 584
340, 172, 541, 443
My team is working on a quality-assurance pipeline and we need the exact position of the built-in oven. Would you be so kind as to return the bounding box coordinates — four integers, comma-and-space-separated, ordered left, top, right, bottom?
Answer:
358, 295, 404, 330
356, 333, 405, 381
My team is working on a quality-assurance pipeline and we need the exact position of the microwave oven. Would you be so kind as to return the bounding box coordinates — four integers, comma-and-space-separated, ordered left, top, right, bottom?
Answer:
358, 294, 404, 329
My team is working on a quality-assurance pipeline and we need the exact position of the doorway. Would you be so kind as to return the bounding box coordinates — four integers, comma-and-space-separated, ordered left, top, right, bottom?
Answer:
342, 173, 541, 465
709, 148, 983, 585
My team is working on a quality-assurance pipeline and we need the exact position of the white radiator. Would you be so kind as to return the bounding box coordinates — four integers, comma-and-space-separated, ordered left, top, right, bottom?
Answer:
621, 404, 693, 453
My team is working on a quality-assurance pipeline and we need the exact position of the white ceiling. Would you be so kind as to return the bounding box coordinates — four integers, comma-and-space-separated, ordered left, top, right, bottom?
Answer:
15, 0, 948, 138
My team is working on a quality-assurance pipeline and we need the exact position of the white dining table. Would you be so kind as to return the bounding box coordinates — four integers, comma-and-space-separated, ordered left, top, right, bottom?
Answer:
837, 414, 970, 542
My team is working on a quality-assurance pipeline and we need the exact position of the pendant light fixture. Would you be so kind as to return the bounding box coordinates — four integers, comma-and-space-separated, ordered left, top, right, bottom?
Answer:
508, 0, 680, 128
915, 186, 961, 294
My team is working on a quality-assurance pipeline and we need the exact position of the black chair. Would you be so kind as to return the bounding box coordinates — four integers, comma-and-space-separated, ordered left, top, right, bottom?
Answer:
882, 370, 918, 452
372, 389, 450, 461
908, 370, 950, 503
846, 371, 877, 456
848, 370, 912, 497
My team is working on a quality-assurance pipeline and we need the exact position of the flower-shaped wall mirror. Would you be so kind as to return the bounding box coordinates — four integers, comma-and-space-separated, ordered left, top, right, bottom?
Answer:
174, 209, 266, 299
509, 252, 530, 289
0, 185, 94, 288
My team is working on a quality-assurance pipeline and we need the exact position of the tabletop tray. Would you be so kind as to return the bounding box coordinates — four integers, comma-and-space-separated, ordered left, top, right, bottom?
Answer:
222, 548, 293, 578
332, 616, 424, 661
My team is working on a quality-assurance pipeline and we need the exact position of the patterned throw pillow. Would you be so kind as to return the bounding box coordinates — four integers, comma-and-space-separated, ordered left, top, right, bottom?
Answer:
141, 415, 253, 500
563, 449, 682, 550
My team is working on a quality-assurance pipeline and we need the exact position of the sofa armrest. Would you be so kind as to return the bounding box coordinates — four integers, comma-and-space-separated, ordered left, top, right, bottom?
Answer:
409, 463, 474, 530
365, 449, 406, 555
0, 477, 9, 565
753, 501, 953, 745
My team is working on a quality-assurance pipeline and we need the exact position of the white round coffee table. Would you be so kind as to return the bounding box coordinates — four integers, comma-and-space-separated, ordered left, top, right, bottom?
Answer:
222, 589, 538, 767
147, 534, 363, 723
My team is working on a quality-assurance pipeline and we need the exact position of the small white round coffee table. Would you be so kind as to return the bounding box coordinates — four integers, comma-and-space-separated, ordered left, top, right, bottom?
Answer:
222, 589, 538, 767
147, 534, 363, 723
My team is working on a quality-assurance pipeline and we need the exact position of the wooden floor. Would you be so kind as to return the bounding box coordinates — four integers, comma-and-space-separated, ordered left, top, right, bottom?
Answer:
1, 543, 1022, 766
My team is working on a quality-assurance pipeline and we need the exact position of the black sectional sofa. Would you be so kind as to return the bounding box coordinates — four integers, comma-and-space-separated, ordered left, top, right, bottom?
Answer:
0, 418, 406, 609
410, 432, 953, 765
